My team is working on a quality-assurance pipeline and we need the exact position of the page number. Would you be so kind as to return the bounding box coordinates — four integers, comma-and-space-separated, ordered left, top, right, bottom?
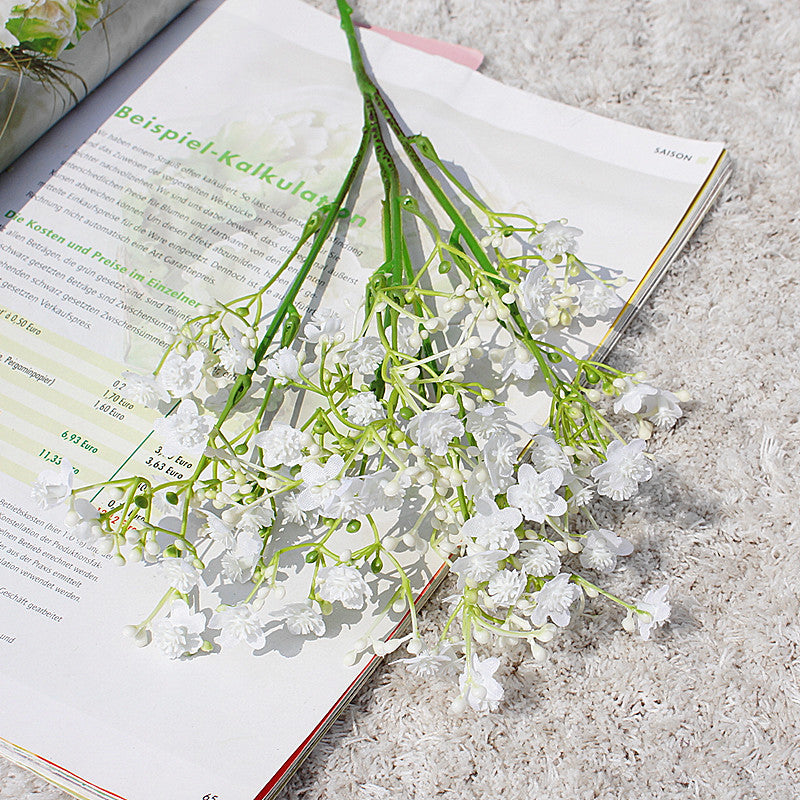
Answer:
203, 795, 219, 800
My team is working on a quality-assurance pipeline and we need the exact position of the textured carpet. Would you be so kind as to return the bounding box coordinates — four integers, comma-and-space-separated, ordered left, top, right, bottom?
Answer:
3, 0, 799, 798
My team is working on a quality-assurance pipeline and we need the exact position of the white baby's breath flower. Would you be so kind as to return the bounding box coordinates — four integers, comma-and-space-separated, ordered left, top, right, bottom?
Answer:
152, 399, 212, 458
591, 439, 653, 501
407, 409, 464, 457
481, 433, 520, 495
220, 529, 262, 583
273, 601, 326, 636
614, 381, 682, 428
635, 585, 670, 640
565, 472, 594, 508
459, 656, 504, 712
280, 492, 318, 527
297, 455, 345, 512
218, 338, 254, 375
64, 498, 101, 541
487, 569, 527, 607
579, 528, 634, 572
528, 432, 571, 473
518, 264, 553, 321
613, 379, 654, 414
150, 600, 206, 659
400, 647, 454, 677
321, 476, 364, 520
529, 573, 581, 627
450, 550, 505, 588
460, 499, 522, 555
32, 461, 74, 510
160, 558, 201, 593
210, 604, 266, 650
529, 220, 582, 260
499, 347, 539, 381
156, 351, 205, 398
343, 391, 385, 425
121, 371, 169, 407
506, 464, 567, 523
519, 540, 561, 577
345, 336, 384, 375
465, 404, 511, 443
645, 391, 683, 428
236, 504, 274, 534
252, 422, 308, 467
579, 280, 621, 318
304, 309, 344, 345
201, 511, 235, 550
264, 347, 301, 385
316, 564, 371, 609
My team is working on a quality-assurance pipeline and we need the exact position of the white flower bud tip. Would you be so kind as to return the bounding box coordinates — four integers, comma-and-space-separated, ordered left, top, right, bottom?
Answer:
449, 696, 467, 714
533, 626, 555, 643
134, 629, 151, 647
406, 638, 423, 655
392, 598, 406, 613
472, 684, 487, 700
567, 539, 582, 553
343, 651, 358, 666
402, 533, 417, 547
473, 628, 490, 644
530, 641, 547, 662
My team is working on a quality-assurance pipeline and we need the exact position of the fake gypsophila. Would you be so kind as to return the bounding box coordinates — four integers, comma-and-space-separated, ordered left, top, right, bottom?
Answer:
33, 0, 679, 713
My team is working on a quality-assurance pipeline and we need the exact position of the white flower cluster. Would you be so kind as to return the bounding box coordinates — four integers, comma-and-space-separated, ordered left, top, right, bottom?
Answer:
34, 288, 678, 697
33, 86, 681, 709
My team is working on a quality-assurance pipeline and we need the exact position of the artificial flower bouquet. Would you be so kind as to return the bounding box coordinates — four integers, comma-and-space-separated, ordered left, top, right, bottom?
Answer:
33, 0, 679, 713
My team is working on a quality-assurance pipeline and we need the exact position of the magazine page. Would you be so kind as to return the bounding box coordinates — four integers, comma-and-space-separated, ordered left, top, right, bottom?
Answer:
0, 1, 725, 798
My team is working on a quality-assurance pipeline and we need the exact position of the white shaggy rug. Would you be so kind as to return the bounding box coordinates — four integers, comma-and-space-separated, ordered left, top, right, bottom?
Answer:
3, 0, 799, 798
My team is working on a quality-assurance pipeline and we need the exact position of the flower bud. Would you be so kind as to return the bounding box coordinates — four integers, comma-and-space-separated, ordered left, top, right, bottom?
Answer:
406, 638, 423, 655
473, 628, 490, 644
529, 641, 547, 662
637, 419, 654, 440
533, 626, 555, 643
622, 613, 636, 632
134, 629, 151, 647
449, 696, 467, 714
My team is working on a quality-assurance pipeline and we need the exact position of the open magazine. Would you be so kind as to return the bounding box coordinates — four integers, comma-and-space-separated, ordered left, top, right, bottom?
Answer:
0, 1, 730, 798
